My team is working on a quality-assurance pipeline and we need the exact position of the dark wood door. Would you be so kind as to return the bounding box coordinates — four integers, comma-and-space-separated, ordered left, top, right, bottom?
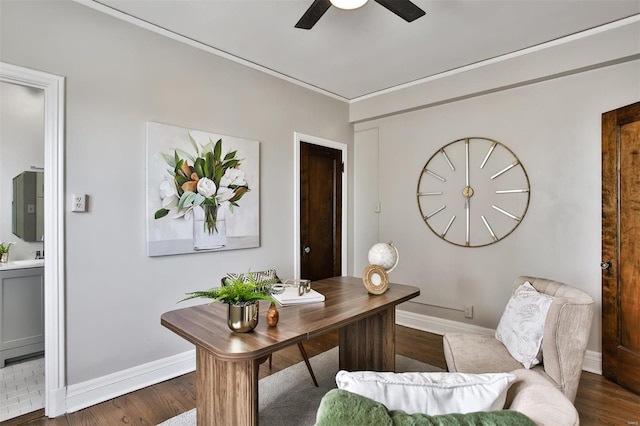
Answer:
602, 101, 640, 395
300, 142, 342, 281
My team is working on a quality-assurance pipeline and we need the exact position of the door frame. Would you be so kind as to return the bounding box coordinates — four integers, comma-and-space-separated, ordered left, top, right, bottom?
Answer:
293, 132, 348, 279
0, 62, 66, 417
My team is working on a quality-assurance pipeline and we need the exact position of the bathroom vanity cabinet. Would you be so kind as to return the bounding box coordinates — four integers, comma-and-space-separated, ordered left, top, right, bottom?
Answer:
0, 266, 44, 366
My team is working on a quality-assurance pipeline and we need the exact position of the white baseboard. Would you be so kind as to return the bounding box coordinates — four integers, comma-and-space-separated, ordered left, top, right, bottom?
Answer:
582, 350, 602, 375
46, 387, 67, 418
396, 309, 495, 336
62, 309, 602, 415
396, 309, 602, 375
65, 349, 195, 414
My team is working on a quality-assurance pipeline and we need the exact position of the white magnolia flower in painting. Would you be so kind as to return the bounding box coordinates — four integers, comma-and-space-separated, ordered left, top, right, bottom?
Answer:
215, 186, 234, 203
220, 168, 246, 187
178, 205, 195, 221
162, 196, 178, 210
196, 177, 216, 198
159, 177, 177, 199
159, 177, 198, 220
168, 205, 195, 220
159, 178, 179, 210
171, 191, 200, 220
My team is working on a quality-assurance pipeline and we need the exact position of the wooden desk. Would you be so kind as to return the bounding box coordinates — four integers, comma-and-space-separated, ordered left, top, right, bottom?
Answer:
161, 276, 419, 425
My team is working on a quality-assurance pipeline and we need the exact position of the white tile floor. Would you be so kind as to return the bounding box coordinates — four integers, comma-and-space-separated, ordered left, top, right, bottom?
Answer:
0, 357, 44, 422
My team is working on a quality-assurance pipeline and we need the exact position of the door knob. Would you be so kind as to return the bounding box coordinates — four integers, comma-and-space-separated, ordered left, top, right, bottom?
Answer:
601, 261, 611, 275
303, 246, 311, 254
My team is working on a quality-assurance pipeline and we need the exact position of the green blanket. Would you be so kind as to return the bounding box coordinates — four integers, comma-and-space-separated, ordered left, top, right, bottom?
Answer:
315, 389, 536, 426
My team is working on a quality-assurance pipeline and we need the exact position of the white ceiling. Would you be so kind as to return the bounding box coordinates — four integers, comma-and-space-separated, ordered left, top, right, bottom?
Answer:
91, 0, 639, 101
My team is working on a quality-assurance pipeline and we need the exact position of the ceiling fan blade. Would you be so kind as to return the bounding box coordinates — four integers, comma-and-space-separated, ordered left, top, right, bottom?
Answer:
295, 0, 332, 30
374, 0, 425, 22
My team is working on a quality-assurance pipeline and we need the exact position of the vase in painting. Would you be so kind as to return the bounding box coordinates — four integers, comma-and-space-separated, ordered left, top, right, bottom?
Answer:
193, 205, 226, 250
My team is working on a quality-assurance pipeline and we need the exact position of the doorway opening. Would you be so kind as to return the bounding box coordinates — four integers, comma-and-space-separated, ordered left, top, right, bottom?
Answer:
0, 62, 66, 418
293, 132, 348, 279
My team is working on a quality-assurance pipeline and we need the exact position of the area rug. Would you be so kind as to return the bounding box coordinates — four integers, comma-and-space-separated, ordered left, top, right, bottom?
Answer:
158, 347, 442, 426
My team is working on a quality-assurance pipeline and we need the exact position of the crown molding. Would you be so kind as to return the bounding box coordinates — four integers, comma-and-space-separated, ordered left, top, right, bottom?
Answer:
72, 0, 350, 104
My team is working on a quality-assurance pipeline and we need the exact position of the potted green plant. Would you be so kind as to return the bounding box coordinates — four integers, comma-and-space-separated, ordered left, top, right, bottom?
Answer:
181, 272, 275, 332
0, 241, 15, 263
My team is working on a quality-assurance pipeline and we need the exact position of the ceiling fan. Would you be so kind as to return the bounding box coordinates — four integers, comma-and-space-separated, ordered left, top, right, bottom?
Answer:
295, 0, 426, 30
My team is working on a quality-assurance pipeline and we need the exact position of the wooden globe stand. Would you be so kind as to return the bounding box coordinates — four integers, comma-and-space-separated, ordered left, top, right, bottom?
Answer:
362, 264, 389, 295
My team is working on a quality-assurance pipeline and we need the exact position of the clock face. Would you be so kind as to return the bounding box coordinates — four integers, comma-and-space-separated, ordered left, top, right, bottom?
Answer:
416, 137, 530, 247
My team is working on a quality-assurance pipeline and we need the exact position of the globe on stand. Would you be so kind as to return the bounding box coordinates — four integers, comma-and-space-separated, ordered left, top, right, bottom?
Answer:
363, 242, 399, 295
368, 242, 399, 272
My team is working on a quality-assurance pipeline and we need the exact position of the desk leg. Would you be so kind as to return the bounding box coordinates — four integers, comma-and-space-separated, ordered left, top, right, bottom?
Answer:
339, 307, 395, 372
196, 347, 259, 426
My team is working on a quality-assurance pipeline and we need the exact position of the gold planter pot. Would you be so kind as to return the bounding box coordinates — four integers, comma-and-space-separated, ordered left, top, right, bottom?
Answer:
227, 301, 259, 332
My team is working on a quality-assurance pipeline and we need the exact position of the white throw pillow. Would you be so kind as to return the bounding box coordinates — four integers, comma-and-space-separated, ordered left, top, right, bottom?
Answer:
335, 370, 515, 416
495, 281, 554, 369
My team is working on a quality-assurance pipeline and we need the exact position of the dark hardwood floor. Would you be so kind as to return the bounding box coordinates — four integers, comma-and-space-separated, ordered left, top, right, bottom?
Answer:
5, 326, 639, 425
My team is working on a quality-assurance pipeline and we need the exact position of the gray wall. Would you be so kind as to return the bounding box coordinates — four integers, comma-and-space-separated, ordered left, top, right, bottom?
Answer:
0, 0, 352, 385
354, 59, 640, 353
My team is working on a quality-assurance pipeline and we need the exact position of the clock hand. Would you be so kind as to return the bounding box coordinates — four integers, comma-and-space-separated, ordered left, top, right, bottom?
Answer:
465, 138, 470, 188
465, 139, 470, 246
465, 196, 470, 246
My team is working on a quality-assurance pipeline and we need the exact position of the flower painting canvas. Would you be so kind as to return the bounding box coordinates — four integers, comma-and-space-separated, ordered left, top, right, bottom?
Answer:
146, 122, 259, 256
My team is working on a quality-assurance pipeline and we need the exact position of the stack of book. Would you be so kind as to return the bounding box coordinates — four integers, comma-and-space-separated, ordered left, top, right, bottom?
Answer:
272, 286, 325, 306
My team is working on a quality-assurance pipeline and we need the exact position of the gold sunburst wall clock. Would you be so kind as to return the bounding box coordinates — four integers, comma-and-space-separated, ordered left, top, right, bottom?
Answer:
417, 137, 530, 247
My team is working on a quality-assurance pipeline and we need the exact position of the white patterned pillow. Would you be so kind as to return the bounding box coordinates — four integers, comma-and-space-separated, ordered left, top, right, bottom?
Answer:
225, 270, 279, 291
335, 370, 515, 415
495, 281, 553, 369
226, 269, 279, 284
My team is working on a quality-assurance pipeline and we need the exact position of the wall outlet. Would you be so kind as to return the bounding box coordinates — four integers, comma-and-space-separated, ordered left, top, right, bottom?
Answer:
71, 193, 86, 212
464, 304, 473, 319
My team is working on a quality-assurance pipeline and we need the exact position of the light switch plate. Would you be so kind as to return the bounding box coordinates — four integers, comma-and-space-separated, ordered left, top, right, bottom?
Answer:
71, 193, 86, 212
464, 304, 474, 319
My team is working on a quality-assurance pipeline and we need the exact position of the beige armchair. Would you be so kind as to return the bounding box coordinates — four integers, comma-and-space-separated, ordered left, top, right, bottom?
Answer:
443, 276, 594, 402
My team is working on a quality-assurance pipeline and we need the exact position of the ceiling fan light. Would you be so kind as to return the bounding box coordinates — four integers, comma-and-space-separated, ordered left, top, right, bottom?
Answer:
330, 0, 368, 10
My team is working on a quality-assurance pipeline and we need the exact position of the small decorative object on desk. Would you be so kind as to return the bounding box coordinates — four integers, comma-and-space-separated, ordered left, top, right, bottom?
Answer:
363, 242, 399, 295
271, 279, 325, 306
271, 278, 311, 296
0, 242, 14, 263
266, 302, 279, 327
179, 271, 275, 333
